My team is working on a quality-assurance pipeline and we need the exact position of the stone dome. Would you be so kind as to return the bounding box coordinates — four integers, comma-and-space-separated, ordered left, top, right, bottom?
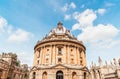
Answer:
35, 22, 84, 49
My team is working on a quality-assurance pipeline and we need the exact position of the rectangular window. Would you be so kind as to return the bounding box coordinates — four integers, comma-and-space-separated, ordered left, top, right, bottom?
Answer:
58, 58, 62, 62
58, 48, 62, 54
80, 60, 82, 65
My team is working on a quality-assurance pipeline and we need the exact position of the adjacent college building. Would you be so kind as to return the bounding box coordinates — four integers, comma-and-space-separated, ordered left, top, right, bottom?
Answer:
0, 53, 29, 79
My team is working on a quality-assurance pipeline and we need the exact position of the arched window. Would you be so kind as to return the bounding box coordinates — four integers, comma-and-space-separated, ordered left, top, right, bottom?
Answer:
71, 58, 74, 64
33, 72, 36, 79
72, 72, 77, 79
80, 60, 82, 65
42, 72, 47, 79
46, 58, 49, 63
84, 72, 86, 79
56, 71, 63, 79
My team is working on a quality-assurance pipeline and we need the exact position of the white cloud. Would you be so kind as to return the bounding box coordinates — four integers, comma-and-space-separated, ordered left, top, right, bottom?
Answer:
77, 24, 119, 43
61, 2, 76, 12
64, 14, 71, 20
73, 9, 97, 29
7, 25, 13, 34
8, 29, 33, 42
0, 16, 34, 43
61, 3, 68, 12
70, 2, 76, 9
107, 40, 120, 48
0, 16, 34, 65
105, 3, 115, 7
0, 16, 7, 33
97, 9, 106, 15
72, 23, 80, 30
72, 9, 120, 48
17, 52, 33, 66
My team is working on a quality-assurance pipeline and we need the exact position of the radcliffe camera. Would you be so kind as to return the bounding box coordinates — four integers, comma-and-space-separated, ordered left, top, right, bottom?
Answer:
0, 1, 120, 79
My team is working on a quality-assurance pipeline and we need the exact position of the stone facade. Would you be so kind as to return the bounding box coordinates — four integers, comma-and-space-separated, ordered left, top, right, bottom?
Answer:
0, 53, 29, 79
90, 57, 120, 79
29, 22, 90, 79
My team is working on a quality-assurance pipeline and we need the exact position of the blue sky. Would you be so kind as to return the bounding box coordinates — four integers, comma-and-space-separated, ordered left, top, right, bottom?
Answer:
0, 0, 120, 67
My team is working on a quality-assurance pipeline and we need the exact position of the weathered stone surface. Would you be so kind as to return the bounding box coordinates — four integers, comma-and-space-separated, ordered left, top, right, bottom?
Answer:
30, 22, 89, 79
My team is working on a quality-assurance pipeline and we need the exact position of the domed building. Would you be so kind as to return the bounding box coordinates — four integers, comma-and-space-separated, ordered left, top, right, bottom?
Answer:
29, 22, 89, 79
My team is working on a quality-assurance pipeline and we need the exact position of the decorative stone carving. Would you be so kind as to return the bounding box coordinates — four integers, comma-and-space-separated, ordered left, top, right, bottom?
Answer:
98, 56, 102, 66
118, 58, 120, 66
113, 58, 117, 65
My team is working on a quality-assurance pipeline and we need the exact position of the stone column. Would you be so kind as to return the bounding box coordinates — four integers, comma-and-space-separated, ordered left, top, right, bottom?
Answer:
79, 71, 83, 79
38, 48, 41, 63
63, 45, 66, 64
41, 47, 44, 64
52, 45, 55, 65
66, 45, 68, 64
40, 47, 43, 64
42, 46, 45, 64
74, 46, 77, 64
52, 70, 56, 79
51, 45, 53, 64
81, 50, 86, 66
39, 71, 42, 79
64, 70, 69, 79
33, 50, 37, 66
68, 72, 72, 79
43, 46, 46, 64
68, 45, 70, 64
36, 71, 39, 79
55, 45, 56, 64
77, 47, 80, 65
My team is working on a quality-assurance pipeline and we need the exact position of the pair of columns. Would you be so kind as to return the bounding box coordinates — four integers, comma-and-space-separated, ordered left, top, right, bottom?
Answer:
35, 44, 86, 66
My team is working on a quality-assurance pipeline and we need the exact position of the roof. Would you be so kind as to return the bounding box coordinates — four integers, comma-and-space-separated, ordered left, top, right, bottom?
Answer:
47, 22, 73, 38
34, 22, 85, 49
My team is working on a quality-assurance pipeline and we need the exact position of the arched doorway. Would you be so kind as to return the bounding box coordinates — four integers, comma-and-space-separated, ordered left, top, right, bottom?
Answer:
56, 71, 63, 79
72, 72, 77, 79
84, 72, 86, 79
42, 72, 47, 79
33, 72, 36, 79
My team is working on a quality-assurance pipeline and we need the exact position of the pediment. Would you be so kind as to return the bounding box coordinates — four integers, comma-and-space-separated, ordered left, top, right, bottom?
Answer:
51, 64, 68, 69
31, 66, 37, 71
54, 65, 66, 69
